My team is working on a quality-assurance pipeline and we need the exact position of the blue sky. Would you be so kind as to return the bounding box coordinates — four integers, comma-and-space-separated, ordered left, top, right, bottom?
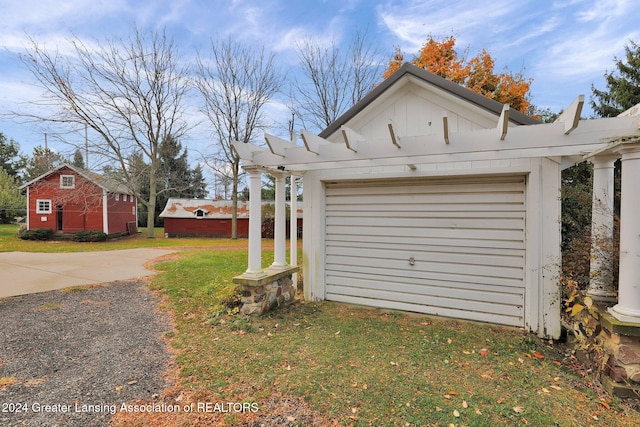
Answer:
1, 0, 639, 163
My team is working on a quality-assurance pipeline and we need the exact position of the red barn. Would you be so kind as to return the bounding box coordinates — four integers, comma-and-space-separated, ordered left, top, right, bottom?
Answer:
160, 198, 250, 237
160, 198, 303, 238
20, 164, 137, 236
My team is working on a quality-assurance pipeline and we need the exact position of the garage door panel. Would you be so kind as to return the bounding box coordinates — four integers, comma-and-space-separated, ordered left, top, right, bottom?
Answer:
327, 215, 524, 230
327, 192, 524, 207
326, 245, 525, 268
326, 286, 523, 320
328, 255, 524, 281
326, 234, 526, 250
328, 294, 523, 327
328, 264, 525, 289
327, 225, 523, 242
326, 276, 524, 305
326, 179, 524, 196
324, 176, 526, 327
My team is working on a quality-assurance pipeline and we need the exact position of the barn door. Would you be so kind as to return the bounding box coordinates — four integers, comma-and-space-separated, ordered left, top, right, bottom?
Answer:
324, 176, 527, 327
56, 205, 63, 232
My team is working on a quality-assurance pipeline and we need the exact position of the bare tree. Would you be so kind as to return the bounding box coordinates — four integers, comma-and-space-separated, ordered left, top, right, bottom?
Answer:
16, 28, 190, 237
194, 38, 283, 239
290, 29, 381, 131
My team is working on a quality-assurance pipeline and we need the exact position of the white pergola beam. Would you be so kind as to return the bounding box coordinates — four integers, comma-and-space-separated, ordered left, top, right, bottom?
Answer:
341, 125, 364, 152
497, 104, 510, 141
231, 141, 268, 162
265, 133, 297, 157
300, 130, 329, 155
555, 95, 584, 135
442, 111, 450, 144
245, 116, 640, 172
388, 120, 402, 148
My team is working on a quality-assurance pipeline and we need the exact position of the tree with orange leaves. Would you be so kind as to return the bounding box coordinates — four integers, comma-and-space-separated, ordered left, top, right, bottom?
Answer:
384, 35, 532, 114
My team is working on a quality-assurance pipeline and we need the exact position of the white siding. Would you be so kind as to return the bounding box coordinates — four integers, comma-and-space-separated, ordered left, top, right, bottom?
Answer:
324, 176, 526, 327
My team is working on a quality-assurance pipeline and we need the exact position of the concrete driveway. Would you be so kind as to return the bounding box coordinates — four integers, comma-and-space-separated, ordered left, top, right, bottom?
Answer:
0, 248, 176, 298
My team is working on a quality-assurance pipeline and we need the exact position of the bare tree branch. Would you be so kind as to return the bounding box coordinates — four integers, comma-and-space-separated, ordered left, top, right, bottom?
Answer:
194, 38, 283, 238
289, 29, 381, 131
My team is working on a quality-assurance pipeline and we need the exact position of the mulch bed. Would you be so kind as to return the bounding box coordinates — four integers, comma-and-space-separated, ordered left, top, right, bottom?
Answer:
0, 280, 172, 427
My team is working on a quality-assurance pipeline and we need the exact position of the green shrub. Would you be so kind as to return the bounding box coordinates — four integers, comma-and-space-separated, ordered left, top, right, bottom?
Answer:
72, 230, 108, 242
18, 227, 54, 241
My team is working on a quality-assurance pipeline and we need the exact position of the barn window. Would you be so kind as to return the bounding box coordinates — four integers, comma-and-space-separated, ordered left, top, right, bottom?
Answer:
194, 208, 207, 218
115, 194, 120, 201
60, 175, 75, 189
36, 199, 52, 214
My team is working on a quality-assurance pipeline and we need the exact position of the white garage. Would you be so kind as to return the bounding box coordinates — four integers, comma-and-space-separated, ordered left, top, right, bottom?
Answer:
232, 63, 640, 338
324, 176, 526, 327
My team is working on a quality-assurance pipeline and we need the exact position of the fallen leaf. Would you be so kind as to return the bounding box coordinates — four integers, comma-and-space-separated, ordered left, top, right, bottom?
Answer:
480, 348, 489, 356
463, 350, 472, 355
599, 401, 610, 410
462, 400, 468, 408
436, 406, 443, 412
390, 361, 398, 366
541, 387, 550, 393
351, 407, 358, 413
513, 406, 524, 413
286, 416, 296, 422
522, 417, 529, 424
453, 409, 460, 417
550, 385, 562, 391
475, 408, 482, 415
518, 358, 524, 364
531, 351, 545, 359
570, 303, 584, 316
447, 338, 453, 344
449, 391, 458, 395
583, 296, 593, 308
128, 380, 138, 385
335, 331, 340, 335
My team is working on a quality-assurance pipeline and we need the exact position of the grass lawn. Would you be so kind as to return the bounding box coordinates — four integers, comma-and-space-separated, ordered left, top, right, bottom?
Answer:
134, 249, 639, 426
0, 224, 249, 252
3, 223, 639, 425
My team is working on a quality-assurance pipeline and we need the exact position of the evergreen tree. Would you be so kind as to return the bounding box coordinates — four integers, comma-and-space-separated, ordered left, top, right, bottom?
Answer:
0, 168, 25, 223
187, 164, 208, 198
0, 132, 27, 180
72, 148, 85, 169
591, 40, 640, 118
24, 146, 64, 181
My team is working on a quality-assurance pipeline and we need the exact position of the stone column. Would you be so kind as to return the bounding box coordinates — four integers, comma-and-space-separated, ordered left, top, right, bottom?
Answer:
609, 144, 640, 323
243, 167, 266, 278
271, 171, 288, 270
587, 156, 617, 301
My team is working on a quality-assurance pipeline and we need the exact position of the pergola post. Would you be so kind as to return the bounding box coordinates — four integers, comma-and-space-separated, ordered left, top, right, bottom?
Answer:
587, 155, 617, 301
290, 175, 299, 285
243, 166, 266, 278
271, 171, 288, 270
609, 144, 640, 323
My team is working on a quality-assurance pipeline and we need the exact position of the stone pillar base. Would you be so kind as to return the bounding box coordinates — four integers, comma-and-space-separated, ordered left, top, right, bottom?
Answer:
233, 266, 299, 316
597, 310, 640, 398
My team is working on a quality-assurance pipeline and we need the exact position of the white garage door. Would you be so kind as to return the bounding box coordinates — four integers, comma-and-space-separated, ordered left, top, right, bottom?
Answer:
325, 176, 526, 327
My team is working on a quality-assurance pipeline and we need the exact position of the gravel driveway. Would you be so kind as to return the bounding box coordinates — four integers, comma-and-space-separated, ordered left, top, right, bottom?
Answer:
0, 280, 172, 427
